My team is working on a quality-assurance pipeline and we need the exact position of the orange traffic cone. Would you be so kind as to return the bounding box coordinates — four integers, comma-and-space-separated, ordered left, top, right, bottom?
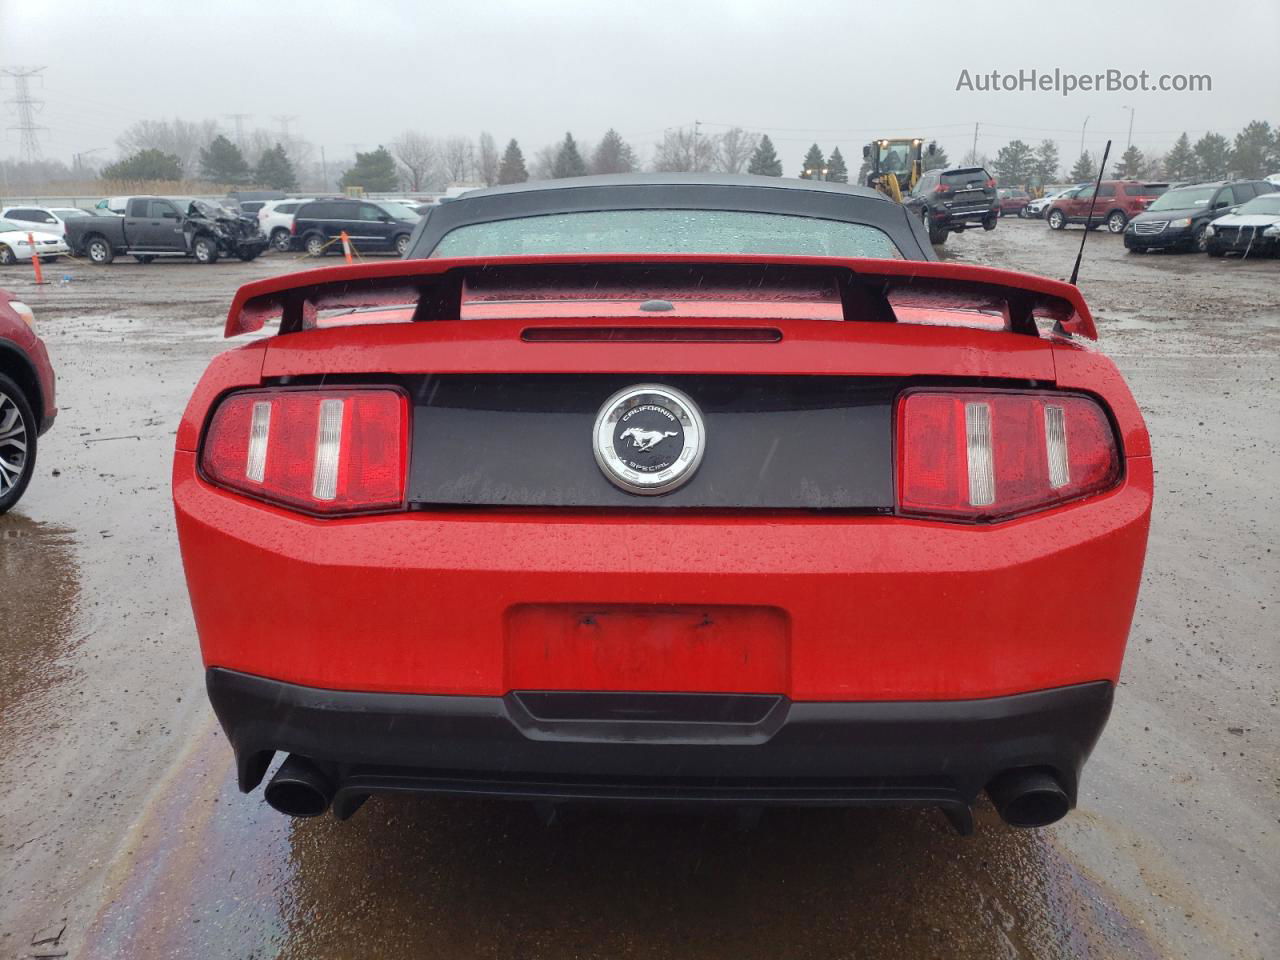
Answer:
339, 230, 353, 265
28, 233, 47, 285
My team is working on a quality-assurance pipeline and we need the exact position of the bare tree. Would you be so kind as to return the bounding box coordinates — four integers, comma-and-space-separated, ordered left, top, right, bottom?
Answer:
528, 143, 559, 181
242, 128, 276, 169
652, 127, 718, 173
392, 132, 439, 191
116, 117, 220, 178
441, 136, 476, 184
477, 132, 499, 186
714, 127, 759, 174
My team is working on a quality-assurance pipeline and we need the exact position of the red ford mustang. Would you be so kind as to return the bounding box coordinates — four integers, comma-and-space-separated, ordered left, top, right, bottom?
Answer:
174, 175, 1152, 834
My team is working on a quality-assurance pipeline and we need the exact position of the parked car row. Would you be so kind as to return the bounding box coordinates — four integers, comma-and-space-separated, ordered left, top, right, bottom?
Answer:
1123, 180, 1277, 255
258, 197, 422, 256
0, 193, 429, 266
1029, 177, 1278, 256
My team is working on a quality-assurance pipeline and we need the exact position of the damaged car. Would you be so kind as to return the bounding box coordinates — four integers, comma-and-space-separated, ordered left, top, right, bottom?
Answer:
65, 196, 268, 265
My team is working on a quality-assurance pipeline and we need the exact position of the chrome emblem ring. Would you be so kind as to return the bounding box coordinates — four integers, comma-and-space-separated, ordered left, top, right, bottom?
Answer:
593, 384, 705, 495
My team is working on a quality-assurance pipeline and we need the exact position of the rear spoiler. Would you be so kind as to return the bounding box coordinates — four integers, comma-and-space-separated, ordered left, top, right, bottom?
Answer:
225, 253, 1097, 340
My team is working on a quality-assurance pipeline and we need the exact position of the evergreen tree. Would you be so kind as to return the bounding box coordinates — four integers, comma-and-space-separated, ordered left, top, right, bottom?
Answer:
826, 147, 849, 183
1032, 139, 1060, 185
1231, 121, 1275, 179
1114, 144, 1144, 180
497, 139, 528, 184
1163, 133, 1195, 180
1191, 132, 1231, 180
922, 143, 950, 173
992, 139, 1034, 186
199, 135, 251, 184
254, 143, 298, 190
1068, 151, 1096, 182
551, 133, 587, 179
591, 128, 638, 174
799, 144, 826, 179
339, 146, 399, 192
101, 148, 183, 181
746, 134, 782, 176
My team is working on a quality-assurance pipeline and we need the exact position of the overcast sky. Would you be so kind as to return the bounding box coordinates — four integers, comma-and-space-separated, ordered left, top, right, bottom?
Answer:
1, 0, 1276, 169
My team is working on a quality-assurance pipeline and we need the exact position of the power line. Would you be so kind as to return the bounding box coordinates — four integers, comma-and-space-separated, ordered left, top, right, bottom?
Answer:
2, 66, 47, 165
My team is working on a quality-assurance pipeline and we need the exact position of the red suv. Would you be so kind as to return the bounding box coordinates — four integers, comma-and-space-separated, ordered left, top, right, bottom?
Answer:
0, 290, 57, 513
997, 188, 1030, 217
1047, 181, 1169, 234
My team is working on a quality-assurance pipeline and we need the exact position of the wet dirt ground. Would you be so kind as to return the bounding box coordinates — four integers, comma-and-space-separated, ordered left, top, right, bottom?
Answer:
1, 224, 1276, 959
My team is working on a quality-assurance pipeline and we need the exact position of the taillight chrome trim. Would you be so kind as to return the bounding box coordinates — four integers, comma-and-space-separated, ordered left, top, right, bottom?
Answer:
1044, 404, 1070, 489
245, 401, 271, 483
963, 401, 995, 507
311, 398, 345, 501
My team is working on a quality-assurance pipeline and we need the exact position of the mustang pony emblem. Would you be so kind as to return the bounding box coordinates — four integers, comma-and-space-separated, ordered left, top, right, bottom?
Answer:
620, 426, 678, 451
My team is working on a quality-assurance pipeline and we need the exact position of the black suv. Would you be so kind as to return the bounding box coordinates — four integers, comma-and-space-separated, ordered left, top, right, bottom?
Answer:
291, 199, 421, 257
1124, 180, 1276, 253
904, 166, 998, 244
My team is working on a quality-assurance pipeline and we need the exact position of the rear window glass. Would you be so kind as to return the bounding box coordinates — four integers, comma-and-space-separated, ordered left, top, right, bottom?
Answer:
1148, 187, 1215, 211
302, 202, 350, 219
941, 169, 989, 187
277, 203, 301, 214
431, 210, 904, 260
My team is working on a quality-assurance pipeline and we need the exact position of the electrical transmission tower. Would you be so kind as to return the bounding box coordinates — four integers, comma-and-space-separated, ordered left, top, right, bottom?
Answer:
272, 115, 298, 141
223, 113, 251, 147
3, 66, 47, 165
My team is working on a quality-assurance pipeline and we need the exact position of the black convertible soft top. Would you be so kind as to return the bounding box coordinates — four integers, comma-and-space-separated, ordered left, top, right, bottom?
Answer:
406, 173, 937, 262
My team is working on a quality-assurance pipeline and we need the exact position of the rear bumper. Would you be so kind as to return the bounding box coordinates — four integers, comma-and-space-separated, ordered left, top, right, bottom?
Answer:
209, 667, 1114, 820
936, 207, 996, 227
175, 451, 1152, 700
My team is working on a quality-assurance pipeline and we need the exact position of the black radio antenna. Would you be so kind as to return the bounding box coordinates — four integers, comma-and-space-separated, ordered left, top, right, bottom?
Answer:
1069, 139, 1112, 286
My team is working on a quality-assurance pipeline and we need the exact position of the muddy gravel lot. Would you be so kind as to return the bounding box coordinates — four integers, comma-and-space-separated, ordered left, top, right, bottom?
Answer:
1, 224, 1276, 960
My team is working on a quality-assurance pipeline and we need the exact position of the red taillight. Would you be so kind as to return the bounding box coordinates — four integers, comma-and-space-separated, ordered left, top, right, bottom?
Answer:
933, 184, 948, 194
290, 219, 298, 235
985, 178, 997, 189
201, 388, 407, 514
897, 390, 1120, 521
